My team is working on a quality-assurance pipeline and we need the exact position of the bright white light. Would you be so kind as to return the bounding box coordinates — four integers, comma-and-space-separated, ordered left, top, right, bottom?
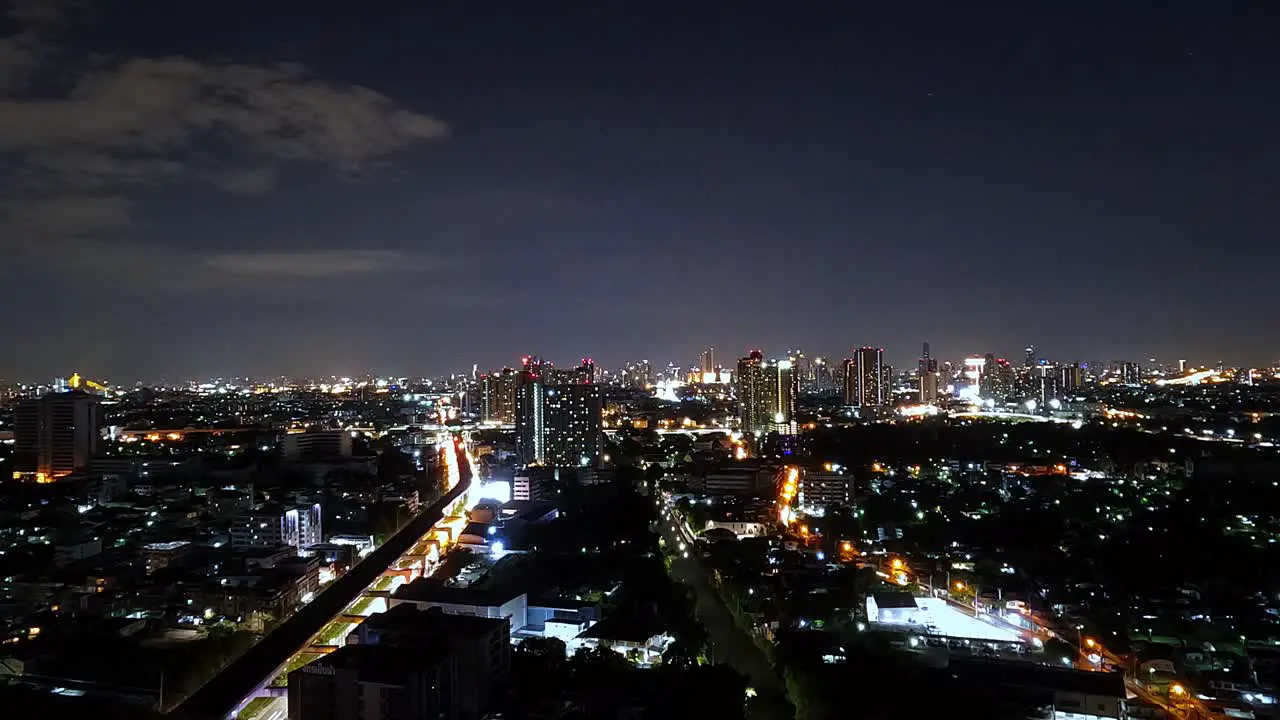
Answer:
475, 480, 511, 504
488, 526, 497, 536
491, 541, 505, 555
1024, 399, 1037, 412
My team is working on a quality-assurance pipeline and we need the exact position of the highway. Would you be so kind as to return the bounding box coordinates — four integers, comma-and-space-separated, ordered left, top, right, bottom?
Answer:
176, 434, 475, 720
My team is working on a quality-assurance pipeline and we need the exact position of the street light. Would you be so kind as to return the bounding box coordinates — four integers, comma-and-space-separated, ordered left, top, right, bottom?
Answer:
891, 558, 904, 571
954, 581, 966, 592
1084, 637, 1097, 649
1170, 683, 1186, 697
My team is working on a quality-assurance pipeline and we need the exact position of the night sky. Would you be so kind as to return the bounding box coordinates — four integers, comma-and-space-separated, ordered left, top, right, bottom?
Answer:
1, 1, 1277, 381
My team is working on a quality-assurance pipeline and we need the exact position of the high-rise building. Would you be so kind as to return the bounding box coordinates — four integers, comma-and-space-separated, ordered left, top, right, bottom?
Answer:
515, 357, 548, 465
918, 343, 939, 403
843, 347, 885, 407
763, 359, 797, 433
572, 358, 596, 385
515, 356, 602, 468
736, 351, 766, 434
545, 383, 603, 467
789, 350, 814, 393
699, 347, 715, 376
13, 390, 102, 482
1059, 363, 1083, 392
1024, 345, 1037, 368
481, 368, 518, 424
980, 355, 1015, 400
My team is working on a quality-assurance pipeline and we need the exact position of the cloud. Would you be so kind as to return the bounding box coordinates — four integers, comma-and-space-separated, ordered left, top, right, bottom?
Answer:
0, 7, 447, 282
2, 194, 133, 237
211, 165, 278, 196
202, 250, 433, 278
0, 57, 447, 168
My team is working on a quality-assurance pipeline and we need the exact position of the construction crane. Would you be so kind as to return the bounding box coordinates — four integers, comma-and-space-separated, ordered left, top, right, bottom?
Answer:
69, 372, 109, 393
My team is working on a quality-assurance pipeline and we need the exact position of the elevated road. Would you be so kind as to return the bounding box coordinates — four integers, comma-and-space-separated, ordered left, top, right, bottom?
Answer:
176, 436, 473, 719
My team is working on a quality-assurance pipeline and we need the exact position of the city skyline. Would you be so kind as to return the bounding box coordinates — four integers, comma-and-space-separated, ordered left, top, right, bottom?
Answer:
2, 3, 1278, 378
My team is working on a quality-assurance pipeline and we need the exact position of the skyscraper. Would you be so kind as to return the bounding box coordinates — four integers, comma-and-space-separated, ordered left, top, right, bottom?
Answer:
515, 357, 548, 465
514, 356, 603, 468
481, 368, 517, 424
1024, 345, 1037, 368
919, 342, 939, 403
546, 383, 603, 467
13, 390, 102, 482
699, 347, 715, 376
763, 359, 797, 433
843, 347, 885, 408
736, 351, 765, 434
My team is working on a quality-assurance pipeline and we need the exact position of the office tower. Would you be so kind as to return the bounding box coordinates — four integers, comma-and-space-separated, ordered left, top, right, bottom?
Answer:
736, 351, 766, 434
1121, 362, 1141, 385
980, 355, 1015, 400
1059, 363, 1083, 392
545, 382, 603, 467
843, 347, 885, 407
481, 368, 517, 424
763, 359, 797, 433
515, 357, 548, 465
13, 390, 102, 482
1024, 345, 1037, 368
919, 342, 939, 403
699, 347, 715, 377
812, 357, 832, 392
788, 350, 813, 393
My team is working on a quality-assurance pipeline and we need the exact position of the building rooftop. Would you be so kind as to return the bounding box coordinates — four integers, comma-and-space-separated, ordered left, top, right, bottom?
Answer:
308, 643, 450, 686
871, 591, 919, 609
364, 603, 509, 637
392, 577, 524, 607
950, 658, 1126, 697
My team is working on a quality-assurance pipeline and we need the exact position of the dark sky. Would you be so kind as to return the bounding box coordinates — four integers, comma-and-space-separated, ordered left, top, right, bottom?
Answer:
1, 1, 1277, 381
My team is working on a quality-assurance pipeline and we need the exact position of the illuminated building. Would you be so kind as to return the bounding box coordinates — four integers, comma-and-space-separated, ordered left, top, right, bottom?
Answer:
231, 503, 323, 551
621, 360, 652, 389
980, 355, 1015, 400
843, 347, 885, 408
281, 429, 353, 459
736, 351, 766, 434
961, 356, 986, 401
515, 356, 549, 465
763, 359, 797, 434
13, 390, 102, 482
481, 367, 517, 424
572, 357, 596, 385
515, 356, 603, 467
546, 382, 603, 467
919, 342, 939, 403
1024, 345, 1037, 368
699, 347, 715, 376
1059, 363, 1083, 392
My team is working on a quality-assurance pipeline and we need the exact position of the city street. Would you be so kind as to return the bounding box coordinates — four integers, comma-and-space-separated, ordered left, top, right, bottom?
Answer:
659, 502, 793, 720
